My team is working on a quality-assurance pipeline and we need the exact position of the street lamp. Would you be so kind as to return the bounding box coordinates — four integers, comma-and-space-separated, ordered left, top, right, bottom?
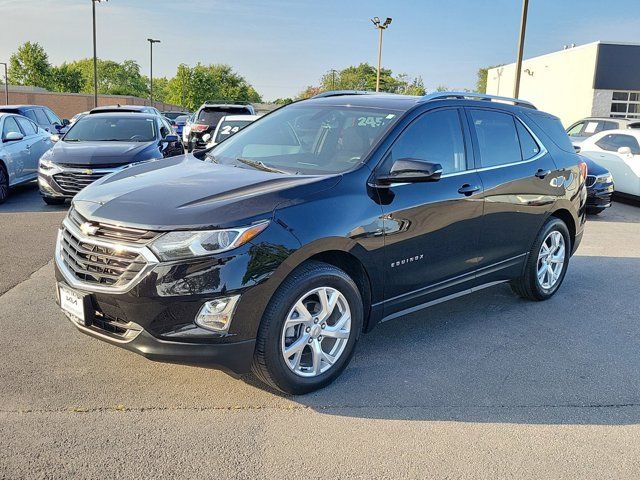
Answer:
0, 62, 8, 105
147, 38, 161, 105
513, 0, 529, 98
91, 0, 108, 108
371, 17, 392, 92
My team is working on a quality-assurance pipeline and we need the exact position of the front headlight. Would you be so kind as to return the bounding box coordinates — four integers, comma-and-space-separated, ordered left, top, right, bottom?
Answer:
39, 156, 60, 174
596, 173, 613, 184
150, 221, 269, 261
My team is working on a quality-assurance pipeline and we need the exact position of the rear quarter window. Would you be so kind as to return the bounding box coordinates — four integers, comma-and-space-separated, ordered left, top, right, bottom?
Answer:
524, 110, 575, 153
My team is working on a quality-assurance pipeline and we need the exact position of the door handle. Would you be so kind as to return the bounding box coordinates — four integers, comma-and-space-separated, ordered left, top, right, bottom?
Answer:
458, 184, 480, 196
535, 169, 551, 179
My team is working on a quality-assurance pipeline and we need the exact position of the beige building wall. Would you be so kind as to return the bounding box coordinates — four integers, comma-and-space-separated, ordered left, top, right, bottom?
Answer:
486, 42, 600, 126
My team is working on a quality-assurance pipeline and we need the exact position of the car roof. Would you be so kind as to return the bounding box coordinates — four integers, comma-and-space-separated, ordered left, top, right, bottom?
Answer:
0, 105, 48, 110
80, 112, 158, 119
219, 114, 261, 121
580, 117, 637, 123
89, 105, 154, 113
302, 93, 421, 111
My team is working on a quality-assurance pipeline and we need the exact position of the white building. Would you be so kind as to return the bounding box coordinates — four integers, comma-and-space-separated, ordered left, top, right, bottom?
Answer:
486, 41, 640, 126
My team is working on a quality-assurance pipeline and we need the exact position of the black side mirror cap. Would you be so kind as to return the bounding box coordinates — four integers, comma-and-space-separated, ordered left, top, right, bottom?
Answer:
62, 119, 70, 126
375, 158, 443, 186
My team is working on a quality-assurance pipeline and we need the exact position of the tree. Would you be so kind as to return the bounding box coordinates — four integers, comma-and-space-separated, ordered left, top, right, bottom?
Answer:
273, 98, 294, 105
476, 65, 502, 93
50, 63, 83, 93
164, 63, 261, 110
8, 41, 52, 88
64, 58, 148, 97
300, 63, 426, 99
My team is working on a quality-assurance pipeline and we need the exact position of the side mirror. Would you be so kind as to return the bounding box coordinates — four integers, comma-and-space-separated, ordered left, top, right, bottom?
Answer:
573, 145, 581, 153
202, 133, 212, 143
618, 146, 632, 155
3, 131, 24, 142
62, 119, 70, 126
375, 158, 443, 186
161, 134, 179, 143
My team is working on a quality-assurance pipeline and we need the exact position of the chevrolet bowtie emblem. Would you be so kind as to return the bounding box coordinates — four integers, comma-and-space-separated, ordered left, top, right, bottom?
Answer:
83, 169, 93, 175
80, 222, 99, 236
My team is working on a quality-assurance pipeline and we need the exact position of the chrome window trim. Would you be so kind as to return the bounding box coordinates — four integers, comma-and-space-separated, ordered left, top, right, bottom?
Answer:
55, 217, 160, 294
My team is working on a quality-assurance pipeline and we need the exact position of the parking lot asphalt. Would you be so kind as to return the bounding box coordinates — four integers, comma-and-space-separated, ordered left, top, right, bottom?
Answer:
1, 184, 640, 479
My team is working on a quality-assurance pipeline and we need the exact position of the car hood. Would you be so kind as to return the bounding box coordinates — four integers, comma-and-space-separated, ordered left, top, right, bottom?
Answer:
51, 141, 156, 166
73, 155, 341, 230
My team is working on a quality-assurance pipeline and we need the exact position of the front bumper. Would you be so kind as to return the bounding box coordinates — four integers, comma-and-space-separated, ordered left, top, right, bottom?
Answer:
586, 181, 614, 209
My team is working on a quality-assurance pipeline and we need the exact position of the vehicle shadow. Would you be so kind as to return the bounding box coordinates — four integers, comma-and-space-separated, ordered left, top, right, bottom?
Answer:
272, 255, 640, 425
0, 182, 69, 213
587, 200, 640, 224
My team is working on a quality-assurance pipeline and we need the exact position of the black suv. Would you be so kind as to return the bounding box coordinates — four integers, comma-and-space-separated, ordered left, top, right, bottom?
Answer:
54, 91, 587, 394
186, 101, 255, 151
0, 104, 69, 133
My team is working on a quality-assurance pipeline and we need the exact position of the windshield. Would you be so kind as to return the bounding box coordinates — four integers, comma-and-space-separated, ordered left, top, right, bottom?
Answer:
214, 119, 253, 143
206, 105, 400, 174
64, 116, 157, 142
197, 107, 252, 126
163, 112, 187, 120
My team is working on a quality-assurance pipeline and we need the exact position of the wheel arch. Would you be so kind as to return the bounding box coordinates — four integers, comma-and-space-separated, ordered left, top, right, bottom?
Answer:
550, 208, 576, 250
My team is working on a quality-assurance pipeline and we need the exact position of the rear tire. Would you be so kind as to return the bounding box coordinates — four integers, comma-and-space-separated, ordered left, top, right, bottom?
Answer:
510, 217, 571, 301
0, 164, 8, 204
43, 196, 66, 206
251, 261, 363, 395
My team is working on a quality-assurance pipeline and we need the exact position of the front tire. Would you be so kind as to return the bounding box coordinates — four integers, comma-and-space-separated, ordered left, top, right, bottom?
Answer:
252, 261, 363, 395
0, 164, 9, 204
511, 217, 571, 301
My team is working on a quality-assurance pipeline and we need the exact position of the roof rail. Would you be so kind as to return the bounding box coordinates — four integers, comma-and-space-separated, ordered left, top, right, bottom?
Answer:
419, 91, 537, 109
311, 90, 378, 99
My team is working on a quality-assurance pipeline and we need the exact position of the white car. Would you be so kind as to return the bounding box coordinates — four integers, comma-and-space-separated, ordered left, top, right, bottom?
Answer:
182, 113, 195, 145
204, 114, 260, 148
579, 129, 640, 199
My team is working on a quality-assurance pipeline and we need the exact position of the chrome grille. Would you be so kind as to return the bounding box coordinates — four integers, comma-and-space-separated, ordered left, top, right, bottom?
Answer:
586, 175, 596, 187
68, 208, 158, 245
60, 225, 147, 287
53, 171, 111, 194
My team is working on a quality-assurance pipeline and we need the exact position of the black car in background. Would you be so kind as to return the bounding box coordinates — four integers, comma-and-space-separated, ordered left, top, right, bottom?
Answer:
0, 104, 69, 133
186, 101, 255, 151
581, 156, 614, 214
162, 111, 190, 122
54, 91, 586, 394
38, 112, 183, 204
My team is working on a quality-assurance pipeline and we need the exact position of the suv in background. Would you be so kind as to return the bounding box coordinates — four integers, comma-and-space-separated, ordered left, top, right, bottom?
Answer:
162, 111, 190, 122
566, 117, 640, 147
0, 105, 69, 134
186, 101, 255, 151
54, 91, 586, 394
204, 114, 260, 147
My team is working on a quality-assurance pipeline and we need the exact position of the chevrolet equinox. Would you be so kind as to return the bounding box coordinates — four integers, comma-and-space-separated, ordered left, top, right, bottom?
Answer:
54, 91, 587, 394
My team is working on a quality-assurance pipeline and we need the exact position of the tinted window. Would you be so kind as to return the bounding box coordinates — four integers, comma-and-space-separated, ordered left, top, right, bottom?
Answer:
470, 110, 521, 167
2, 116, 22, 138
207, 105, 400, 174
23, 110, 37, 122
387, 109, 467, 174
515, 120, 541, 160
197, 107, 252, 127
64, 116, 157, 142
595, 134, 640, 154
44, 108, 61, 124
214, 120, 253, 143
524, 110, 575, 153
33, 109, 50, 126
15, 117, 37, 135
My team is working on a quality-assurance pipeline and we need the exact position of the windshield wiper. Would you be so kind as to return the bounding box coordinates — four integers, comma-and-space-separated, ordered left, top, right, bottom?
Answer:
236, 157, 287, 174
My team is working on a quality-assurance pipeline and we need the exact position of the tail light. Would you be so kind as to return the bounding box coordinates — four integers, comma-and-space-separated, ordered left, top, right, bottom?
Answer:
578, 160, 588, 182
190, 124, 209, 133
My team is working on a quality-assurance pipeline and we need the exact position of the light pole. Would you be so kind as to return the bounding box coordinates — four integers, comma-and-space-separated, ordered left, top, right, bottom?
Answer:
92, 0, 107, 108
0, 62, 8, 105
147, 38, 161, 105
513, 0, 529, 98
371, 17, 392, 92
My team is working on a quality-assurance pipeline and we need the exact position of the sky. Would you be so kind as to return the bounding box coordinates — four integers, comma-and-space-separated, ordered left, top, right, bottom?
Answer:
1, 0, 639, 100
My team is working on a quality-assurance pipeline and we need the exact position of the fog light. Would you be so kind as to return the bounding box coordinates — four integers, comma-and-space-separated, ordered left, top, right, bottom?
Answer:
195, 295, 240, 333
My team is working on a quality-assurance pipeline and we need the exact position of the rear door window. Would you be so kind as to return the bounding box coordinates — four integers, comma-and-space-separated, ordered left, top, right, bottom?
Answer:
33, 109, 51, 127
15, 117, 37, 136
23, 110, 37, 122
470, 109, 521, 167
